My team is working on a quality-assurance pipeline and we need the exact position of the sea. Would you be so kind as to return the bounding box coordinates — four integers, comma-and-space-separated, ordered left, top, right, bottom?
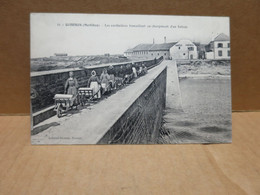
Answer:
160, 77, 232, 144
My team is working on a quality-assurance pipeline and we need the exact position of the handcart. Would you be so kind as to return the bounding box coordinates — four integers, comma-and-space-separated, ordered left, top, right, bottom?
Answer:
53, 94, 78, 118
78, 87, 94, 105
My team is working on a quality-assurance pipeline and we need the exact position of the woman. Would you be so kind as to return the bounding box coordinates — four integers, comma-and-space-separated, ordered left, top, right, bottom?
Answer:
137, 64, 143, 76
100, 68, 110, 94
107, 65, 116, 89
124, 64, 133, 84
88, 70, 101, 99
132, 63, 137, 78
65, 71, 78, 96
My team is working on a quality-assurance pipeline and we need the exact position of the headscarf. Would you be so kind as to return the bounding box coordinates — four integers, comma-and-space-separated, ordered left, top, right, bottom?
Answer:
91, 70, 96, 76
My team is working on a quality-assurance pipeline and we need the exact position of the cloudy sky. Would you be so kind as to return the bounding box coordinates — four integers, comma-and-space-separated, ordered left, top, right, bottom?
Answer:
30, 13, 230, 58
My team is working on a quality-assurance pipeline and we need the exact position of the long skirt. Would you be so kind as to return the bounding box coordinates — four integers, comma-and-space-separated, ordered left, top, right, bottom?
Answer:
67, 86, 77, 96
109, 74, 115, 88
90, 81, 101, 99
67, 86, 78, 104
101, 83, 110, 93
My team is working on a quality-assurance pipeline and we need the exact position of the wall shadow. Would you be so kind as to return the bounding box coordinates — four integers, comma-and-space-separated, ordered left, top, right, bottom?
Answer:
31, 122, 60, 135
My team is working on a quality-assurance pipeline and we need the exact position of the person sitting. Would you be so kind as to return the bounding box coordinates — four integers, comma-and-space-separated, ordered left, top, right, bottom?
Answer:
88, 70, 101, 99
100, 68, 110, 94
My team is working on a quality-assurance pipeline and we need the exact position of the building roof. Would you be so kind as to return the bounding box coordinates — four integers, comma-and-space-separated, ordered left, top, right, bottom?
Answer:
214, 33, 230, 41
54, 53, 68, 56
193, 42, 201, 46
124, 48, 134, 53
174, 39, 196, 47
125, 40, 201, 53
126, 42, 177, 53
132, 44, 154, 51
149, 42, 177, 51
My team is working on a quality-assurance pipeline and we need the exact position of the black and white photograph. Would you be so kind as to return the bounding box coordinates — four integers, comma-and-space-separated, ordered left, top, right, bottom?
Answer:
30, 13, 231, 144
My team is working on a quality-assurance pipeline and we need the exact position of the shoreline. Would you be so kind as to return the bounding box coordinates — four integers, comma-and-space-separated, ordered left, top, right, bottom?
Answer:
179, 74, 230, 79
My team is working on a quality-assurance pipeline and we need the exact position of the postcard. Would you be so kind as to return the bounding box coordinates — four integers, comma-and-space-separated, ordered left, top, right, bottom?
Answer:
30, 13, 231, 144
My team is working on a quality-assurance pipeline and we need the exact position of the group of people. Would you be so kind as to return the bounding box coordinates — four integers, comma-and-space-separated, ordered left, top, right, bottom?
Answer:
118, 63, 148, 84
64, 62, 148, 100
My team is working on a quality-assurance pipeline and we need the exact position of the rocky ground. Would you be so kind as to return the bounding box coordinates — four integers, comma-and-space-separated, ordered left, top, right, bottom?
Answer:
177, 60, 231, 77
31, 55, 130, 72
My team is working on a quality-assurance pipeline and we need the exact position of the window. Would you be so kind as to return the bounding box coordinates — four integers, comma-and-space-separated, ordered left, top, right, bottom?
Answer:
227, 50, 230, 56
188, 47, 194, 51
151, 53, 153, 56
158, 53, 159, 55
164, 53, 166, 56
218, 43, 223, 48
218, 50, 222, 56
228, 43, 230, 48
178, 47, 181, 49
183, 53, 186, 56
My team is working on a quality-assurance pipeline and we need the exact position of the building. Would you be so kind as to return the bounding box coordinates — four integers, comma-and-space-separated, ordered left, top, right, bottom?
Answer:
205, 33, 230, 59
169, 40, 198, 60
124, 37, 176, 60
124, 49, 133, 57
149, 42, 177, 59
54, 53, 68, 57
131, 44, 153, 58
197, 44, 206, 59
124, 38, 200, 60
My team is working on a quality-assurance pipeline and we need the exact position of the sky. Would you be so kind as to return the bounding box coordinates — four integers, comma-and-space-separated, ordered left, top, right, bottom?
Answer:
30, 13, 230, 58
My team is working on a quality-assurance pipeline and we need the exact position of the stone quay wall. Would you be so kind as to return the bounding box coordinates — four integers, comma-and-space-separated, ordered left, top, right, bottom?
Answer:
98, 66, 167, 144
31, 57, 163, 113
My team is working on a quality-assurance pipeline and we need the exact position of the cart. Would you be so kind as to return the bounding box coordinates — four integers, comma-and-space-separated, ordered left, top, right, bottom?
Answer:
78, 87, 94, 105
53, 94, 78, 118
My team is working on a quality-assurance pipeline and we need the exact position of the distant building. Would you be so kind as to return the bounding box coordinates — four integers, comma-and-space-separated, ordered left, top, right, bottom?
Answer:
149, 42, 177, 59
124, 37, 176, 60
104, 53, 110, 57
54, 53, 68, 57
170, 40, 198, 60
124, 49, 134, 57
205, 33, 230, 59
124, 38, 201, 60
197, 44, 206, 59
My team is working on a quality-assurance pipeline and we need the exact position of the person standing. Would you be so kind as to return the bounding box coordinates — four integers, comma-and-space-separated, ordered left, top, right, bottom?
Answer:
100, 68, 110, 94
65, 71, 79, 96
107, 65, 116, 89
88, 70, 101, 99
132, 64, 137, 78
124, 64, 133, 84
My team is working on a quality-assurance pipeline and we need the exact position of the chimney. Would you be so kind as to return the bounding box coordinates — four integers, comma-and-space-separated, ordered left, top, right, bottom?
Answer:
164, 36, 166, 43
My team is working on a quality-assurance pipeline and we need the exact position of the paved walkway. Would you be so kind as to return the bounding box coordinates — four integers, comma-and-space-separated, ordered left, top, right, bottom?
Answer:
31, 63, 167, 145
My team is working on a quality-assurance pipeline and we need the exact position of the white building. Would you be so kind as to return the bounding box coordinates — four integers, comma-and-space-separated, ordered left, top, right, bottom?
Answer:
123, 49, 133, 57
123, 37, 176, 60
169, 40, 198, 60
205, 33, 230, 59
124, 38, 200, 60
